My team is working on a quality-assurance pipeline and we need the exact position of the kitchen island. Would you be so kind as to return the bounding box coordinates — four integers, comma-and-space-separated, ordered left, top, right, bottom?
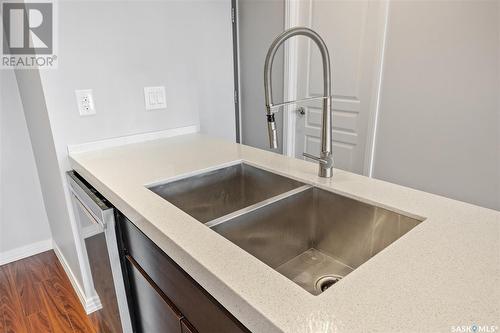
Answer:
69, 133, 500, 333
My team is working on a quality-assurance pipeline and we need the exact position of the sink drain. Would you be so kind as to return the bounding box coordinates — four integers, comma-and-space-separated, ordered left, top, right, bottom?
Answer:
315, 275, 342, 292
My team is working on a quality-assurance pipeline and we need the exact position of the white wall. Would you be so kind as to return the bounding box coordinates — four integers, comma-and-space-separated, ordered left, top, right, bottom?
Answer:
373, 0, 500, 211
14, 69, 82, 285
239, 0, 285, 153
12, 0, 236, 301
41, 1, 234, 154
0, 69, 52, 261
195, 1, 237, 141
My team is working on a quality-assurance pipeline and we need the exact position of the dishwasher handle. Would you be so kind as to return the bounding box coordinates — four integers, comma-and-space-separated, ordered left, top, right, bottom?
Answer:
73, 193, 107, 229
67, 171, 114, 226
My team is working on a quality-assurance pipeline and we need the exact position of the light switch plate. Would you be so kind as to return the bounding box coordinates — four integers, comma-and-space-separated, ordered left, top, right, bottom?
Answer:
144, 86, 166, 110
75, 89, 96, 116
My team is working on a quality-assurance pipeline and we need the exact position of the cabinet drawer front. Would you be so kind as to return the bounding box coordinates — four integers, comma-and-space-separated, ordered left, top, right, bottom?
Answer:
119, 215, 249, 333
125, 256, 182, 333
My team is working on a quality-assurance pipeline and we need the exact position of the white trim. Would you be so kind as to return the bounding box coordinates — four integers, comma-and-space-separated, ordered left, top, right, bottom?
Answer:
283, 0, 313, 158
234, 0, 243, 144
0, 238, 53, 266
0, 239, 102, 314
67, 125, 199, 154
52, 241, 102, 314
364, 0, 390, 177
282, 0, 301, 157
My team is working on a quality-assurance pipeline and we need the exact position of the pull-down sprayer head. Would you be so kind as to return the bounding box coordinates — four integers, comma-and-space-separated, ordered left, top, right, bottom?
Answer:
266, 113, 279, 149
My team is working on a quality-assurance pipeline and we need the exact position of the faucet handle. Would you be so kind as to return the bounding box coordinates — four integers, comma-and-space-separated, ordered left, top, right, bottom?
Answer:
303, 152, 334, 168
303, 152, 327, 164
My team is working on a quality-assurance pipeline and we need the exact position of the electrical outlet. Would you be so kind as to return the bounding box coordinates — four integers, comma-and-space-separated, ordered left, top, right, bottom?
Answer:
75, 89, 96, 116
144, 86, 166, 110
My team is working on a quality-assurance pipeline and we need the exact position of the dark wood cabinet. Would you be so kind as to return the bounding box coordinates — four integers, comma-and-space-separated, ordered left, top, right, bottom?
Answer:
125, 255, 183, 332
116, 212, 249, 333
181, 319, 197, 333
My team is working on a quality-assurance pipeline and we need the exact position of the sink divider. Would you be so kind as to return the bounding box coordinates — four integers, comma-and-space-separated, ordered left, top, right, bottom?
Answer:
204, 185, 312, 229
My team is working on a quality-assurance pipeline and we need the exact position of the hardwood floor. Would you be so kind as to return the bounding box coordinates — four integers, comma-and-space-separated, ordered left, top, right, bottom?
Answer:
0, 250, 110, 333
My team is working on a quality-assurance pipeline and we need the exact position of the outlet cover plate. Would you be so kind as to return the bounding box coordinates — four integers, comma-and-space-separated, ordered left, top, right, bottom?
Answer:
144, 86, 166, 110
75, 89, 96, 116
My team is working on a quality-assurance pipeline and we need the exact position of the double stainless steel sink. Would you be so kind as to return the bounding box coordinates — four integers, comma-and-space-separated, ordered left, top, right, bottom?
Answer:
149, 163, 423, 295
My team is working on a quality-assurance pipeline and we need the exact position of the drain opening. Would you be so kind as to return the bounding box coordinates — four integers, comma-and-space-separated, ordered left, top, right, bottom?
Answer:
315, 275, 342, 292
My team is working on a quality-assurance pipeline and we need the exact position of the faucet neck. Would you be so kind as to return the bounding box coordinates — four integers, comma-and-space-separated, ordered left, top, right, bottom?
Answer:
264, 27, 332, 110
263, 27, 334, 178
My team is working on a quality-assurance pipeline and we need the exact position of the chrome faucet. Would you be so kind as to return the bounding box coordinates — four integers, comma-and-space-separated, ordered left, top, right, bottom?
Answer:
264, 27, 333, 178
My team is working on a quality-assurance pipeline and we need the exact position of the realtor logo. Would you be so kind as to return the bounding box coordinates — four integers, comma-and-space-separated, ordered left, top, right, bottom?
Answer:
1, 0, 57, 68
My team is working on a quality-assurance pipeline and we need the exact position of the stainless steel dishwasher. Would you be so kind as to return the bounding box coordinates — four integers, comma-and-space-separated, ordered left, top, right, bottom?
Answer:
67, 171, 132, 333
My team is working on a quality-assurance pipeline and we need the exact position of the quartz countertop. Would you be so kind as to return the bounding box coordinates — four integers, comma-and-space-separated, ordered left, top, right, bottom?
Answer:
69, 133, 500, 333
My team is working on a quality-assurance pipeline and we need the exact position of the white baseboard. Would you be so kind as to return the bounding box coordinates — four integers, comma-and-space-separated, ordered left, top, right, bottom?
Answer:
67, 124, 200, 154
52, 241, 102, 314
0, 239, 53, 266
84, 294, 103, 314
0, 239, 102, 314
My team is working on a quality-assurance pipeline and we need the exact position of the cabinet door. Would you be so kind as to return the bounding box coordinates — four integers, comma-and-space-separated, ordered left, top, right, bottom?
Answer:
118, 214, 249, 333
125, 255, 182, 333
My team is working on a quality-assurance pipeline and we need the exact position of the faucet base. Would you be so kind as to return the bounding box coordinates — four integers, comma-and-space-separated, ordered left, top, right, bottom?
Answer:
319, 167, 333, 178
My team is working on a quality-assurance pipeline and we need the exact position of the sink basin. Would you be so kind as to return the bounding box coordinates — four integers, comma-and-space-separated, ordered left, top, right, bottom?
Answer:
150, 162, 423, 295
148, 163, 305, 223
211, 187, 423, 295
